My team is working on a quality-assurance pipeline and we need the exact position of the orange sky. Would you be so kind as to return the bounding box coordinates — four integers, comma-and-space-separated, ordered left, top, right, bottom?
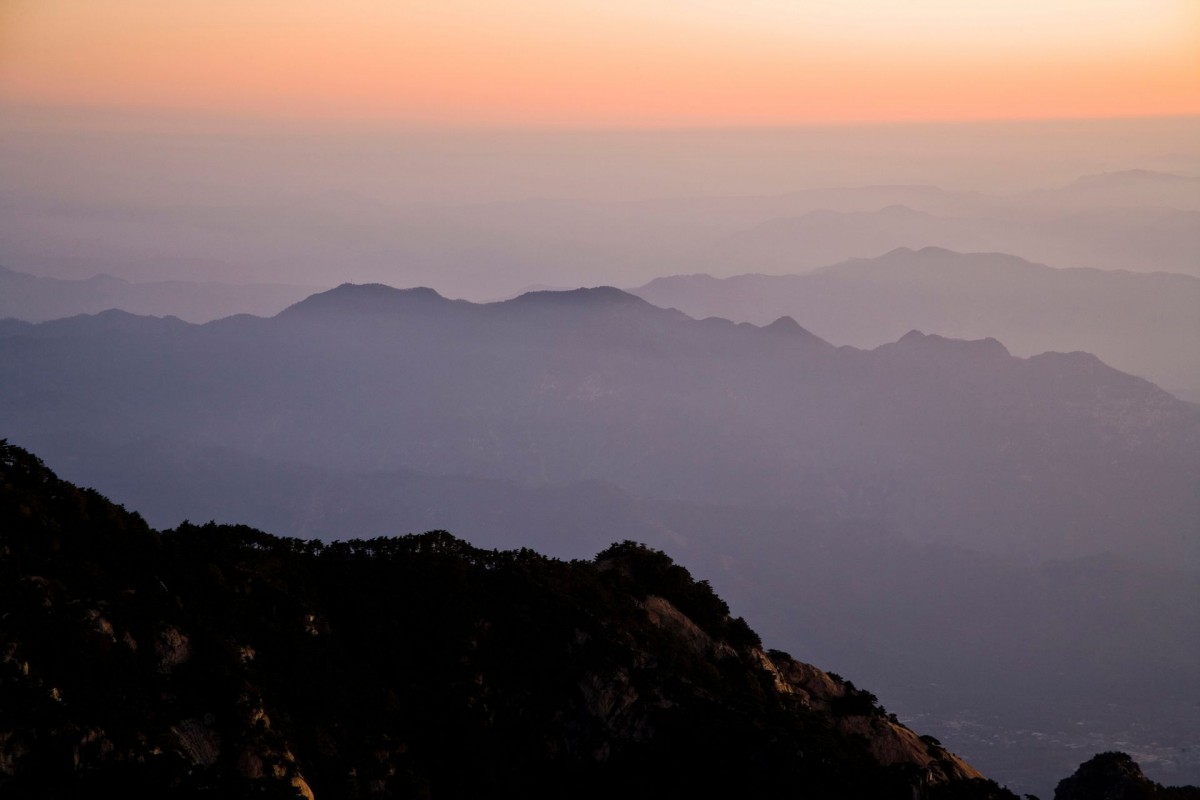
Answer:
1, 0, 1197, 126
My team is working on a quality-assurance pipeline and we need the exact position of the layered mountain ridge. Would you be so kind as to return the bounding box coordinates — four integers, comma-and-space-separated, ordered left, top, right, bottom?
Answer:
633, 246, 1200, 401
5, 281, 1194, 570
1, 283, 1197, 796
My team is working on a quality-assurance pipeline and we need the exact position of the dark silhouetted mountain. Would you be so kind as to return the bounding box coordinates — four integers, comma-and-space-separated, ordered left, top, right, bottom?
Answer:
1054, 753, 1200, 800
277, 283, 459, 318
633, 247, 1200, 401
2, 285, 1198, 797
14, 433, 1198, 799
0, 439, 1018, 799
505, 285, 671, 311
0, 264, 318, 323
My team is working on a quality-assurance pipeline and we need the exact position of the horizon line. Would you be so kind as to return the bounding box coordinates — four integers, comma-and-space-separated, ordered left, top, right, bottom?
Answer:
4, 100, 1199, 135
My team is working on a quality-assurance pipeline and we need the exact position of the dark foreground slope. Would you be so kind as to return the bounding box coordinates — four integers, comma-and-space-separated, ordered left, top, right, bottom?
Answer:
0, 441, 1012, 799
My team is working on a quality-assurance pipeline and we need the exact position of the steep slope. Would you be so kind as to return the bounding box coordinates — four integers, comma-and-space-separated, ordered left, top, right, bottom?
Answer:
0, 440, 1011, 799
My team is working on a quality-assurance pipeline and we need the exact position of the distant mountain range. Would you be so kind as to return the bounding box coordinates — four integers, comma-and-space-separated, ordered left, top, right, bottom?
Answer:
392, 170, 1200, 288
0, 264, 318, 323
1, 284, 1197, 796
3, 282, 1194, 565
678, 202, 1200, 278
3, 169, 1196, 298
634, 247, 1200, 402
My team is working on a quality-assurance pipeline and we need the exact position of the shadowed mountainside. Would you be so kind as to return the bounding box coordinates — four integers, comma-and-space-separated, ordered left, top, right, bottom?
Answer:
0, 439, 1014, 799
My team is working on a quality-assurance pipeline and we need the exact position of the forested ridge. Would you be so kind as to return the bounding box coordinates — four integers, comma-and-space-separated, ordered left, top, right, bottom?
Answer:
0, 439, 1016, 798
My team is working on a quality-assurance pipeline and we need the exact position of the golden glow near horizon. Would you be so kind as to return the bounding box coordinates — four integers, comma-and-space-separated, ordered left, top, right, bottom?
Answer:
0, 0, 1197, 126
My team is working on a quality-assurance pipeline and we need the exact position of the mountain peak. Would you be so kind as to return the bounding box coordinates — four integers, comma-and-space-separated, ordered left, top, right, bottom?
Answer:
764, 315, 804, 332
1054, 753, 1150, 800
278, 283, 450, 318
506, 286, 651, 308
891, 329, 1010, 359
762, 315, 830, 345
30, 308, 192, 337
500, 286, 689, 323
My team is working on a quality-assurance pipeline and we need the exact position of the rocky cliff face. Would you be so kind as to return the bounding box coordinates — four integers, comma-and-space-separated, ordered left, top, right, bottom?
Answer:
0, 439, 1019, 799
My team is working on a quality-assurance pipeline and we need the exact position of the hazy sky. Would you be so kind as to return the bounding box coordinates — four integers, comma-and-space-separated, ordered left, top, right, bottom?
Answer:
2, 0, 1198, 126
1, 3, 1198, 294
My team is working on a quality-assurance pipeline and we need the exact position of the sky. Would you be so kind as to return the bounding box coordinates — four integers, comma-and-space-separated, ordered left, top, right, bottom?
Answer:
1, 0, 1198, 126
1, 1, 1198, 294
2, 8, 1198, 798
